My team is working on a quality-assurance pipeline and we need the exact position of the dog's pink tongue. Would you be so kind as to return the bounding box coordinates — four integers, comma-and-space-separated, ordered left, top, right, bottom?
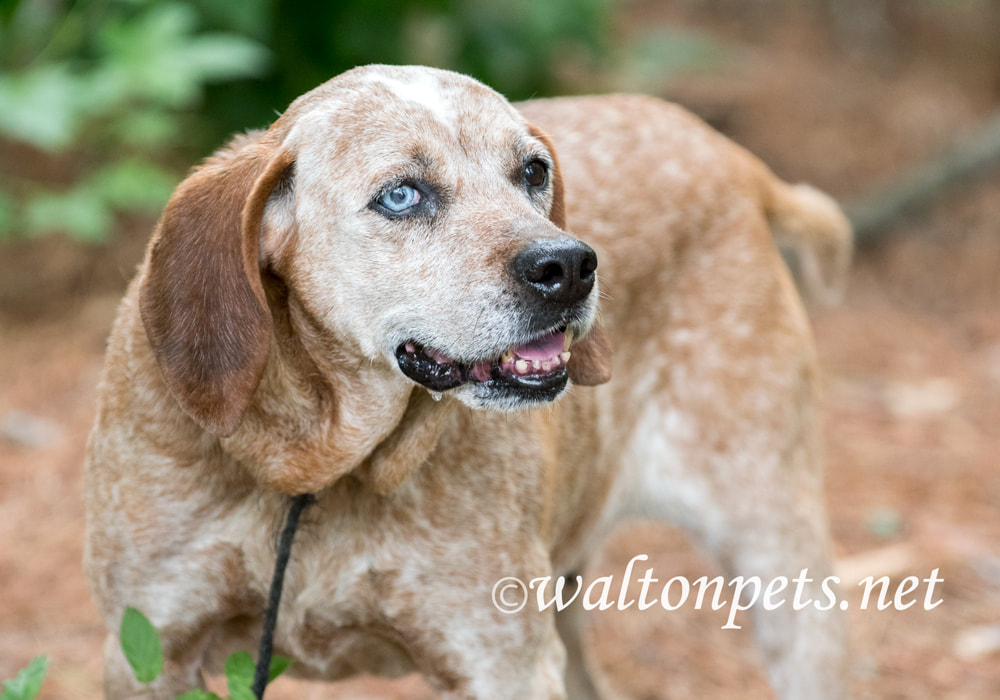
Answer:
514, 331, 565, 361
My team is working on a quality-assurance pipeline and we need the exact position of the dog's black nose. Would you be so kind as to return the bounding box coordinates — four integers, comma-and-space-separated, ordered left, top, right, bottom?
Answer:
512, 237, 597, 306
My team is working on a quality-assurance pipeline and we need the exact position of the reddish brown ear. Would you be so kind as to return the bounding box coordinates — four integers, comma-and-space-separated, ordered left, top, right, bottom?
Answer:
526, 123, 566, 229
567, 321, 613, 386
139, 136, 294, 437
527, 123, 612, 386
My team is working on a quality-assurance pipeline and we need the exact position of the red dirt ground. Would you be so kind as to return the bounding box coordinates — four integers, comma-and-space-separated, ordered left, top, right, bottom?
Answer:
2, 4, 998, 698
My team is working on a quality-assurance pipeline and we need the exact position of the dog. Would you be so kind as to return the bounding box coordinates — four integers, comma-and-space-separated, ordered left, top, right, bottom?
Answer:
84, 65, 851, 699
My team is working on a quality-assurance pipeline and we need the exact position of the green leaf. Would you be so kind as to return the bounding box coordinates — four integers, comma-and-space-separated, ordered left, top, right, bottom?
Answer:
112, 108, 181, 147
173, 34, 271, 84
0, 190, 15, 238
220, 651, 292, 698
224, 651, 256, 700
91, 160, 177, 212
0, 64, 86, 151
0, 0, 24, 25
193, 0, 271, 38
120, 607, 164, 684
175, 691, 222, 700
0, 655, 49, 700
268, 655, 292, 682
23, 188, 114, 242
94, 3, 270, 110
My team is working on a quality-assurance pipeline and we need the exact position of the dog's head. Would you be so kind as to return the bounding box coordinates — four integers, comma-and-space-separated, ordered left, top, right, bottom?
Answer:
140, 65, 611, 437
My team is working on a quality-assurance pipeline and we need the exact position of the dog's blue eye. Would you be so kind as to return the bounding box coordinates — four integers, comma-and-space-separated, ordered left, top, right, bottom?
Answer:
380, 185, 421, 213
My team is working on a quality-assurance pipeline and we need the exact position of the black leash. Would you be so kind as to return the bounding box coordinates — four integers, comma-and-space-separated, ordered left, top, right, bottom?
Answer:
252, 492, 315, 699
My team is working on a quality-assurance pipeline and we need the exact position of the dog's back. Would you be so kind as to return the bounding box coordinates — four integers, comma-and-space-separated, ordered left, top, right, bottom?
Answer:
523, 94, 851, 698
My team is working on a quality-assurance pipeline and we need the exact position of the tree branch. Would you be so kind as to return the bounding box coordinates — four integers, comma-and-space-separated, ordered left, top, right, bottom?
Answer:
846, 110, 1000, 245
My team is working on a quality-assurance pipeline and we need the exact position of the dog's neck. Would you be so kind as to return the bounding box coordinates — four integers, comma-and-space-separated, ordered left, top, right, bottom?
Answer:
217, 276, 453, 495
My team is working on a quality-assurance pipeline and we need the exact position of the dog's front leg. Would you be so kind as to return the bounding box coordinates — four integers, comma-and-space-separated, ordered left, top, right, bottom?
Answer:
703, 495, 848, 700
619, 395, 849, 699
555, 592, 606, 700
405, 549, 569, 700
433, 613, 568, 700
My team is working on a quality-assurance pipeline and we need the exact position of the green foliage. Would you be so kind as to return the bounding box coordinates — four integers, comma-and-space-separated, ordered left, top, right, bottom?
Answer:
192, 0, 614, 140
0, 0, 270, 241
225, 652, 256, 700
266, 655, 292, 683
0, 656, 49, 700
118, 607, 292, 699
13, 159, 176, 243
120, 606, 164, 684
0, 614, 292, 700
619, 28, 726, 91
0, 0, 621, 243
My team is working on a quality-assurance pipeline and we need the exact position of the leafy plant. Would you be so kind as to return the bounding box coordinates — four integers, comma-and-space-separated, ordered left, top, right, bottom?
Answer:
120, 606, 164, 683
194, 0, 615, 141
0, 0, 270, 241
0, 0, 626, 243
0, 608, 291, 700
119, 607, 292, 699
0, 656, 49, 700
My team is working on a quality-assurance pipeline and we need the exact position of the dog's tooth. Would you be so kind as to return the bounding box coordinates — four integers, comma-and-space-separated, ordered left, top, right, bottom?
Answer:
515, 359, 528, 374
563, 329, 574, 350
405, 343, 416, 354
560, 351, 571, 364
542, 361, 552, 372
532, 360, 541, 371
501, 349, 514, 364
552, 355, 562, 366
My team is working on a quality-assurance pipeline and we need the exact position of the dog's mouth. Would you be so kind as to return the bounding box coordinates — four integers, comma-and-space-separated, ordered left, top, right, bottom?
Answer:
395, 327, 573, 399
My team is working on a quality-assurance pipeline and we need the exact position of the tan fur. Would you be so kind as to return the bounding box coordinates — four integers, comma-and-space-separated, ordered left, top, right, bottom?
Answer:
84, 67, 851, 699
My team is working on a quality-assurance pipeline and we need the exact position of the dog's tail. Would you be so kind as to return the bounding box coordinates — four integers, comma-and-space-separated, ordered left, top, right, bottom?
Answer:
757, 167, 853, 305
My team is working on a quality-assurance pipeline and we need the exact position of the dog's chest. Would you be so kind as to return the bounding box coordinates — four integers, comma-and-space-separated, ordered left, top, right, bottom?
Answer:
238, 504, 474, 680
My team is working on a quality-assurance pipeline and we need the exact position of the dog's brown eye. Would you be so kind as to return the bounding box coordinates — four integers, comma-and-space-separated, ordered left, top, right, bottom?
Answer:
524, 160, 548, 189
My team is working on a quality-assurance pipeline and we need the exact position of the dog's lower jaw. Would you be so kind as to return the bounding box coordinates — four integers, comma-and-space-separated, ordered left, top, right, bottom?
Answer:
450, 372, 570, 412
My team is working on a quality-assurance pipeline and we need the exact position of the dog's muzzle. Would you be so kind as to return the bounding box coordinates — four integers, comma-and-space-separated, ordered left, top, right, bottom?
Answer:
395, 327, 574, 398
395, 237, 597, 403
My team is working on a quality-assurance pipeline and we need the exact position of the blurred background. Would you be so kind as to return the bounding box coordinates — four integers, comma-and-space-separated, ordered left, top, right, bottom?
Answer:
1, 0, 998, 698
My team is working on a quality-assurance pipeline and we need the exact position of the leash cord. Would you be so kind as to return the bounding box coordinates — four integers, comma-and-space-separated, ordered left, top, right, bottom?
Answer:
252, 492, 315, 699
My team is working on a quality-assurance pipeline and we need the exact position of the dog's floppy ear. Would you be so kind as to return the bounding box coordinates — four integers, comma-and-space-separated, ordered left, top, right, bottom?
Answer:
526, 123, 567, 229
527, 123, 612, 386
567, 322, 612, 386
140, 135, 294, 437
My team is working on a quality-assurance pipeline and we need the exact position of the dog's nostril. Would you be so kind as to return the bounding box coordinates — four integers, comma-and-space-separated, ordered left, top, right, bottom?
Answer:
579, 251, 597, 281
512, 237, 597, 306
536, 262, 565, 286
